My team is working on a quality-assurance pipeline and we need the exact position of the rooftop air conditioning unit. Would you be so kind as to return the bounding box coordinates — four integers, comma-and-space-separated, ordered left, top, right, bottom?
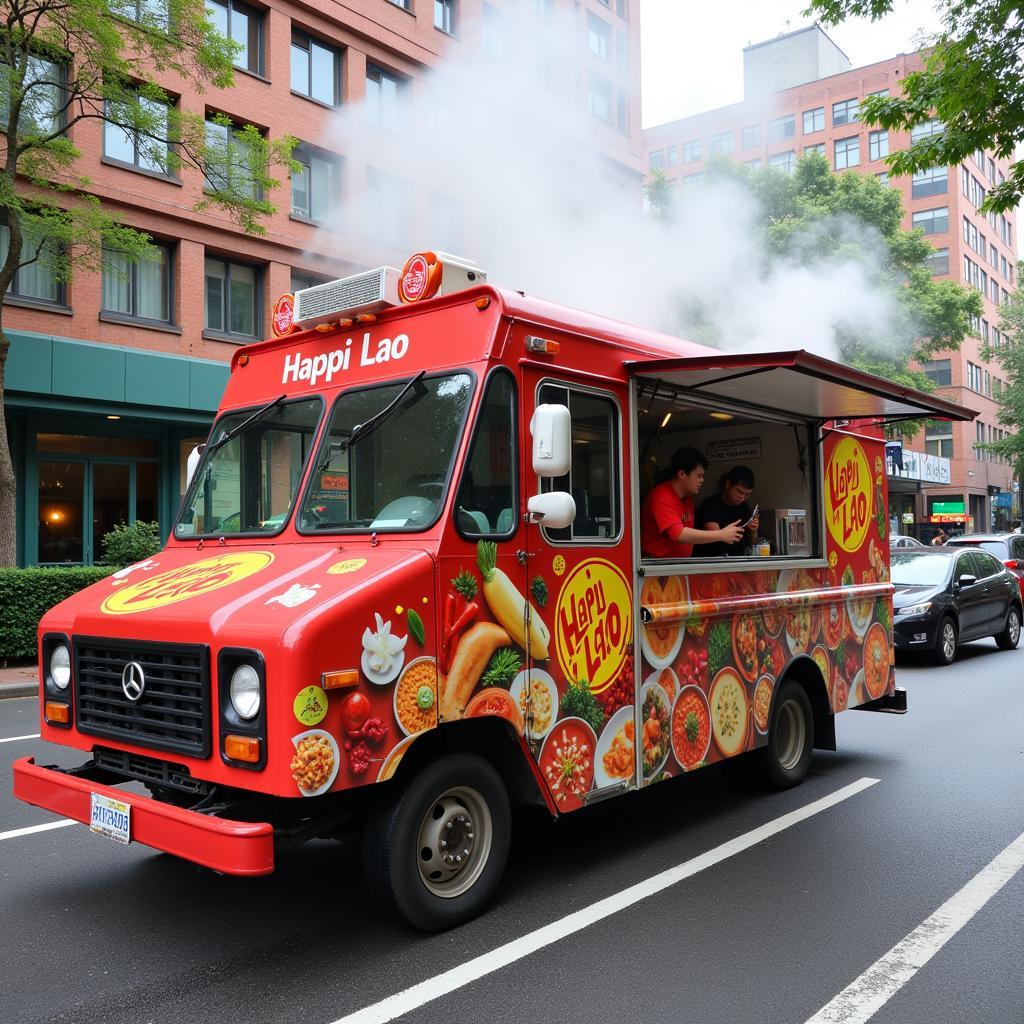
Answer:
293, 267, 400, 329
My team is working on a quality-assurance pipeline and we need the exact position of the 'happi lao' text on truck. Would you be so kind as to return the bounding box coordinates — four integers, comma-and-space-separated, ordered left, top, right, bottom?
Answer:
14, 252, 974, 929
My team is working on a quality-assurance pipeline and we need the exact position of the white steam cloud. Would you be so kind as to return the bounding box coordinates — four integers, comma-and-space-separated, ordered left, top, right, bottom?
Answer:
311, 6, 912, 360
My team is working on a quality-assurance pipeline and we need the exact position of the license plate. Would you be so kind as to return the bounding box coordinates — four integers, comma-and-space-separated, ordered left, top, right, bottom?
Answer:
89, 792, 131, 845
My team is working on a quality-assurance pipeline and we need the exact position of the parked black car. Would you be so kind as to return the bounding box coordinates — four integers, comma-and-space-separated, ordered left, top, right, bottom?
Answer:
891, 548, 1022, 665
945, 533, 1024, 599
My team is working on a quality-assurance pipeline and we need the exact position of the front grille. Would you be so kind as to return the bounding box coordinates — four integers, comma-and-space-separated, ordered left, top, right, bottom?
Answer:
94, 747, 210, 796
74, 637, 211, 758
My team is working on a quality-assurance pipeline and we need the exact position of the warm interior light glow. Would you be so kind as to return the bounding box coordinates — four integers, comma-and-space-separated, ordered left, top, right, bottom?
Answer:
48, 511, 63, 523
710, 412, 734, 421
106, 415, 121, 421
660, 412, 672, 428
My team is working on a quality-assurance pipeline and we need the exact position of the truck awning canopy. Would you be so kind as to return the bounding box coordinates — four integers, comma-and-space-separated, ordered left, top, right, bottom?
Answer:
628, 349, 976, 423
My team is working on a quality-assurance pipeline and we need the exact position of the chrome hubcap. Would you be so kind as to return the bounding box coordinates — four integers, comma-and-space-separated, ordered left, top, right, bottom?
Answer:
416, 786, 492, 899
942, 623, 956, 659
1009, 612, 1020, 645
775, 700, 806, 771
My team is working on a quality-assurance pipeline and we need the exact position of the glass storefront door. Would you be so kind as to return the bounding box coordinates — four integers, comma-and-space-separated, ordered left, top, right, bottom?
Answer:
35, 435, 161, 564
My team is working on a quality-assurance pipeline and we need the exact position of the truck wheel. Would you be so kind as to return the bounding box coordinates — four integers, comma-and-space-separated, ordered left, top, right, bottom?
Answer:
363, 753, 511, 931
761, 680, 813, 790
995, 606, 1021, 650
931, 616, 958, 665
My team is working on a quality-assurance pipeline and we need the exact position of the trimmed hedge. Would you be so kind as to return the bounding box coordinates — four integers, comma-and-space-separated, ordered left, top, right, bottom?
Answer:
0, 567, 112, 662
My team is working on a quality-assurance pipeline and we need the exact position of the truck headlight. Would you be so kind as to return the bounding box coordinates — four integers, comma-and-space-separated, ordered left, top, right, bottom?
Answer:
50, 644, 71, 690
229, 664, 261, 720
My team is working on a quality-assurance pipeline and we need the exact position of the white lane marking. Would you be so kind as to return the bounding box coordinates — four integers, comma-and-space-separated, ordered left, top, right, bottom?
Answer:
331, 776, 881, 1024
0, 733, 40, 744
0, 819, 77, 842
806, 829, 1024, 1024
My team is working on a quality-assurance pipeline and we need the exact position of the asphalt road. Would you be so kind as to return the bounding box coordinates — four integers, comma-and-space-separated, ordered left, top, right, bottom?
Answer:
3, 638, 1023, 1024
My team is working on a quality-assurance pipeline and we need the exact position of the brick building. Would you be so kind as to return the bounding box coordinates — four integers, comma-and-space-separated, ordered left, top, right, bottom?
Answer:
643, 24, 1018, 537
3, 0, 642, 566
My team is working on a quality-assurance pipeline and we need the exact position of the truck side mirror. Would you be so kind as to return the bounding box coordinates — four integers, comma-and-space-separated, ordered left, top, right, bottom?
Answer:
527, 491, 576, 529
530, 404, 571, 478
185, 444, 205, 488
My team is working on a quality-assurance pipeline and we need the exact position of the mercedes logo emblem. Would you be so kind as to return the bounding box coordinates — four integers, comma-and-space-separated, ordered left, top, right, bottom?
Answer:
121, 661, 146, 702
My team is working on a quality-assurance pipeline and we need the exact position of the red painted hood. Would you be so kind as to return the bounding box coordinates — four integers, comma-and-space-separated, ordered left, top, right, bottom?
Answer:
39, 543, 435, 650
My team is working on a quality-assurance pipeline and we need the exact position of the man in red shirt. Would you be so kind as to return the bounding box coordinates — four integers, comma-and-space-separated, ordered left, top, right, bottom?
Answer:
640, 447, 745, 558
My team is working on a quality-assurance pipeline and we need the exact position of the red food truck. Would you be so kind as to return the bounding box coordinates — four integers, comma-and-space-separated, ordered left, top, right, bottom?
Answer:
14, 252, 974, 930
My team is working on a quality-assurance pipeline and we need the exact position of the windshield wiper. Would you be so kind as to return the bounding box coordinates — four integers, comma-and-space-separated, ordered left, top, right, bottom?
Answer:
206, 394, 287, 458
317, 371, 427, 472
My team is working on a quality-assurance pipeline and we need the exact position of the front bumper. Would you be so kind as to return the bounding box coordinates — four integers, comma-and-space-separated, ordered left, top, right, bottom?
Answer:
13, 757, 275, 876
893, 614, 940, 649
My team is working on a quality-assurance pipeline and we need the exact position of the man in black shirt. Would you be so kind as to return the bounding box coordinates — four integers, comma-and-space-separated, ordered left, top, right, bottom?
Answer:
694, 465, 759, 557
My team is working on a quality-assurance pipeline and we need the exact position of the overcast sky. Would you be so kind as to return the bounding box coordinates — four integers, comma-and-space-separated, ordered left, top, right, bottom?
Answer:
641, 0, 944, 128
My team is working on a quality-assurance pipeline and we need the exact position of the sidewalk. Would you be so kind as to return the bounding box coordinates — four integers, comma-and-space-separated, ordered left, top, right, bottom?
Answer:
0, 664, 38, 699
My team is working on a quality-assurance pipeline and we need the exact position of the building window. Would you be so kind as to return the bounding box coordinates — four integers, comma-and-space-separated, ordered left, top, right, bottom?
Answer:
804, 143, 825, 156
615, 87, 629, 134
925, 419, 953, 459
911, 166, 947, 198
744, 157, 762, 170
912, 207, 948, 234
588, 13, 610, 59
832, 98, 859, 126
876, 171, 889, 185
387, 0, 411, 8
709, 131, 734, 156
291, 145, 338, 222
989, 242, 999, 269
649, 149, 663, 170
204, 257, 260, 339
0, 56, 64, 137
366, 166, 411, 248
925, 247, 949, 276
291, 269, 329, 293
616, 0, 626, 14
366, 64, 405, 130
588, 74, 612, 122
291, 31, 341, 106
834, 135, 860, 170
742, 124, 761, 149
204, 117, 261, 199
681, 172, 704, 188
768, 150, 795, 173
0, 222, 65, 305
921, 359, 951, 387
666, 144, 678, 165
616, 31, 629, 72
101, 243, 172, 323
683, 138, 702, 163
910, 118, 944, 143
767, 114, 795, 142
103, 95, 171, 174
966, 361, 983, 392
869, 130, 888, 161
206, 0, 263, 75
434, 0, 456, 34
803, 106, 824, 133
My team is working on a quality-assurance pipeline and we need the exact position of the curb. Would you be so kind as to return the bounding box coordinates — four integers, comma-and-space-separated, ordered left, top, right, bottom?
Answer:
0, 684, 38, 700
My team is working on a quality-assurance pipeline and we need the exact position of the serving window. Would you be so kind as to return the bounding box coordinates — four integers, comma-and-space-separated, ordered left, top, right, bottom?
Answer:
635, 380, 820, 562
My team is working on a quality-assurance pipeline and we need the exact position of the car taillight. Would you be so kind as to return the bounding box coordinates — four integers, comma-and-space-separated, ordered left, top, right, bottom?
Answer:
1004, 560, 1019, 570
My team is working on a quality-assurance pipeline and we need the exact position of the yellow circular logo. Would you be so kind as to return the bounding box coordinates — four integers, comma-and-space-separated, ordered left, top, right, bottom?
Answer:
101, 552, 274, 615
552, 555, 566, 577
555, 559, 631, 694
293, 685, 328, 726
825, 437, 872, 553
327, 558, 367, 575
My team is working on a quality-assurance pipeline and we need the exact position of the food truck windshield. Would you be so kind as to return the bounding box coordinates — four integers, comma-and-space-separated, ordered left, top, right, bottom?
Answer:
174, 371, 474, 539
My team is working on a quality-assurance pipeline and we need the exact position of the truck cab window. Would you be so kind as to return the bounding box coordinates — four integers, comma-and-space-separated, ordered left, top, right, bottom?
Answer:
175, 397, 321, 537
455, 369, 517, 537
538, 383, 621, 542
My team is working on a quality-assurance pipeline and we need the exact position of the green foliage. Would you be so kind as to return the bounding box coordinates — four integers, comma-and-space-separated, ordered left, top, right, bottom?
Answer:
0, 567, 112, 660
99, 520, 162, 568
808, 0, 1024, 213
978, 280, 1024, 483
644, 169, 674, 221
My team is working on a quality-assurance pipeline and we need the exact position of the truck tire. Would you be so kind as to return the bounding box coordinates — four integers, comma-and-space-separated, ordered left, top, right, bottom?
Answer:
931, 616, 958, 665
362, 752, 511, 931
995, 605, 1021, 650
760, 680, 813, 790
